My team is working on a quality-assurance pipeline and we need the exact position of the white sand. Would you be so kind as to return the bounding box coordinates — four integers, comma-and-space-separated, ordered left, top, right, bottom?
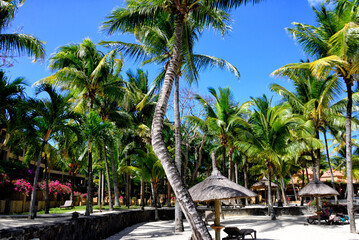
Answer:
105, 215, 359, 240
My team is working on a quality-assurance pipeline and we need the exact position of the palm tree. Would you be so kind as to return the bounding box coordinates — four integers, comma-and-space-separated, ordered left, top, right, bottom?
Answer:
271, 66, 344, 202
26, 84, 77, 219
102, 13, 238, 231
0, 0, 45, 66
236, 95, 302, 220
271, 1, 359, 231
102, 1, 264, 238
39, 39, 123, 216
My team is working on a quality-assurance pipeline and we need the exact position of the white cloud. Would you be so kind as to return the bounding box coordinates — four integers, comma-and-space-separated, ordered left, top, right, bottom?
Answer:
308, 0, 326, 6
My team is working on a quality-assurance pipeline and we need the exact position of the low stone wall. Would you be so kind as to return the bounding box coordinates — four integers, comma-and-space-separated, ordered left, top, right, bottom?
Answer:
0, 208, 175, 240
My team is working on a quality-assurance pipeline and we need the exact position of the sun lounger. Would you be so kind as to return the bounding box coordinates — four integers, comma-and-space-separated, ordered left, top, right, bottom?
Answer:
60, 200, 74, 209
223, 227, 257, 240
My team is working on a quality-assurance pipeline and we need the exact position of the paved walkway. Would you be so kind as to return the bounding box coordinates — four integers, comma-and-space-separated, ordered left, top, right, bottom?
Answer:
105, 215, 359, 240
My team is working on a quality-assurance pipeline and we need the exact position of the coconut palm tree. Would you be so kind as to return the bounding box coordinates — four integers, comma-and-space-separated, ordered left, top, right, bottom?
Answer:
271, 66, 345, 202
102, 1, 264, 238
236, 95, 302, 220
271, 1, 359, 231
0, 0, 45, 66
26, 84, 77, 219
102, 13, 238, 231
39, 39, 123, 216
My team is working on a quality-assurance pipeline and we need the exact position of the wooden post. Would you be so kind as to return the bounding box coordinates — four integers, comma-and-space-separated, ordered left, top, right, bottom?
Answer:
210, 199, 224, 240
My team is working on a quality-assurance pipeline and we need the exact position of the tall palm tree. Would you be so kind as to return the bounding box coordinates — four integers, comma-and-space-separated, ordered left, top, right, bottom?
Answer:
39, 39, 123, 216
102, 13, 238, 231
272, 1, 359, 231
236, 95, 302, 220
271, 67, 344, 202
102, 1, 264, 238
0, 0, 45, 66
26, 84, 77, 219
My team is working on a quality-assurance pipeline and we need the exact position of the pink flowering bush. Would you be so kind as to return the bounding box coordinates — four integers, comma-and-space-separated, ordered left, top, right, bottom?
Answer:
38, 180, 71, 196
0, 173, 10, 187
13, 179, 32, 196
73, 191, 86, 198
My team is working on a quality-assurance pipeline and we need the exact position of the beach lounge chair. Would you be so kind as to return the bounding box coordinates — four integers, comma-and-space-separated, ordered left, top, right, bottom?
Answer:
222, 227, 257, 240
306, 207, 331, 224
60, 200, 74, 209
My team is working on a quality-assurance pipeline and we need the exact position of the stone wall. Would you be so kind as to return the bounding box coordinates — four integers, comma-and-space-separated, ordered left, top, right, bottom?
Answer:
0, 209, 175, 240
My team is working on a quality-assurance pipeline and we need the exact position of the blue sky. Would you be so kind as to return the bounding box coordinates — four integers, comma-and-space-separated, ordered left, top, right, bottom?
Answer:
5, 0, 327, 105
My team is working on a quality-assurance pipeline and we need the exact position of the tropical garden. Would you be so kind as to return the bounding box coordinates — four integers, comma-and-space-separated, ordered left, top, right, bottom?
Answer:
1, 0, 359, 238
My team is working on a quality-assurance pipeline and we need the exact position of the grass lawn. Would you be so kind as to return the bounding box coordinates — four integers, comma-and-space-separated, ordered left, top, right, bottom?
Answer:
1, 204, 142, 215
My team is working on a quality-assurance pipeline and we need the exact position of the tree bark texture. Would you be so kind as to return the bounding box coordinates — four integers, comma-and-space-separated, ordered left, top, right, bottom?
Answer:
267, 164, 276, 220
345, 80, 356, 233
174, 75, 184, 232
151, 13, 211, 240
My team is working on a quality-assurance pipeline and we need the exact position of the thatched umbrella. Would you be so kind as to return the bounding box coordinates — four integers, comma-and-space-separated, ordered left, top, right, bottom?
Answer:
251, 176, 278, 206
189, 152, 257, 240
252, 176, 278, 190
298, 179, 339, 224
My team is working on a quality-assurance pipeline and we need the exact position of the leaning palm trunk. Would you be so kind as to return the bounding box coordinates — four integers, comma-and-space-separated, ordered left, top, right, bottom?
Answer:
103, 145, 113, 211
323, 131, 338, 205
110, 149, 120, 207
345, 80, 356, 233
174, 76, 184, 232
29, 141, 46, 219
151, 13, 211, 240
267, 164, 276, 220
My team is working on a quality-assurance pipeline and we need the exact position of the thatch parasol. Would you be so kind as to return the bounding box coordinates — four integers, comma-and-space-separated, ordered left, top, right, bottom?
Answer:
189, 152, 257, 240
251, 176, 278, 190
298, 179, 339, 224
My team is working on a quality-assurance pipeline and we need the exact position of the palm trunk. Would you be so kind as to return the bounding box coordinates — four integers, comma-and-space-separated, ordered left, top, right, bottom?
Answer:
85, 141, 93, 216
151, 180, 159, 221
315, 130, 321, 180
126, 154, 131, 207
98, 170, 102, 206
28, 141, 46, 219
345, 79, 355, 233
222, 145, 226, 176
103, 144, 113, 211
280, 177, 289, 206
323, 131, 338, 204
228, 148, 234, 182
290, 175, 297, 201
44, 155, 49, 214
191, 136, 206, 185
151, 13, 211, 240
167, 180, 171, 207
110, 148, 120, 207
174, 75, 184, 232
244, 161, 248, 206
273, 169, 282, 207
140, 177, 145, 210
267, 163, 276, 220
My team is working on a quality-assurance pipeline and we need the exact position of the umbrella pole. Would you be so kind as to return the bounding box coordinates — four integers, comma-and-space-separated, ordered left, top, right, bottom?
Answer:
212, 199, 224, 240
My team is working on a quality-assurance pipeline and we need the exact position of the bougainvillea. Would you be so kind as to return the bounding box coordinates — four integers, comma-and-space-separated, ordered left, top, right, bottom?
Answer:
38, 180, 71, 196
0, 173, 10, 187
13, 179, 32, 196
